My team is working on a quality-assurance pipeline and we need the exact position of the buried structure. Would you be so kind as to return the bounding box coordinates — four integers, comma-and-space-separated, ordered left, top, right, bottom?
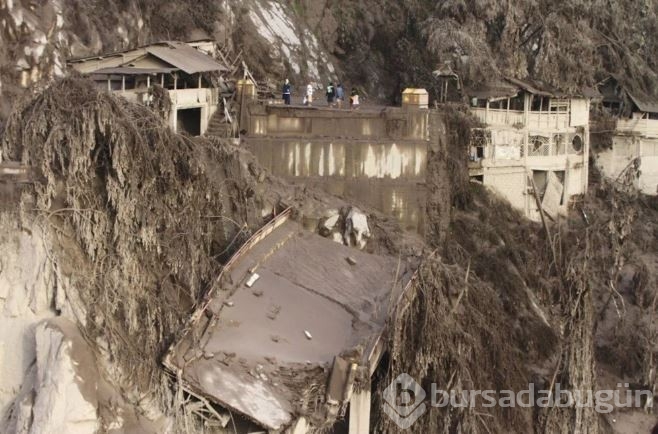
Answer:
165, 209, 418, 432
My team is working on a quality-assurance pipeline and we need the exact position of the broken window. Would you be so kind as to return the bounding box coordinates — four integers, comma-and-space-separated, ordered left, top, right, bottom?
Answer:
529, 135, 550, 156
509, 96, 525, 111
470, 128, 491, 161
530, 95, 550, 112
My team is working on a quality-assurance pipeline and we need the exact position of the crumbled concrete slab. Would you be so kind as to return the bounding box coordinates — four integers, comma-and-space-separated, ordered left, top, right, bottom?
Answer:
166, 214, 415, 431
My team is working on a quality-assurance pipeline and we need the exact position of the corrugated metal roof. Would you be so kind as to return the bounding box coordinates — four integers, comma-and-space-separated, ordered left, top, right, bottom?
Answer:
69, 41, 229, 74
467, 77, 599, 100
146, 42, 228, 74
90, 67, 177, 75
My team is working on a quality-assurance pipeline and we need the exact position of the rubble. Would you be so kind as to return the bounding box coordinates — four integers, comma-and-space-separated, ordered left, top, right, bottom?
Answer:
165, 212, 416, 431
343, 207, 371, 250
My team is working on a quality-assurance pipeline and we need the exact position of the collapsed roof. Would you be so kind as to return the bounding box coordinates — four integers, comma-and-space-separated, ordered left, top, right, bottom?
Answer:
598, 76, 658, 114
627, 92, 658, 114
164, 210, 416, 431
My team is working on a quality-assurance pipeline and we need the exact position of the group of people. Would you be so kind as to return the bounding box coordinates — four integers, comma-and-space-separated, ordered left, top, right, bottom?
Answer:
282, 79, 360, 109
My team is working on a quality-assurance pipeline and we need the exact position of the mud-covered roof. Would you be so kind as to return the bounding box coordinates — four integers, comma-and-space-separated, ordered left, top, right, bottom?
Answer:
598, 76, 658, 113
467, 77, 600, 100
628, 92, 658, 114
68, 41, 228, 74
506, 76, 556, 97
145, 42, 227, 74
89, 67, 178, 75
165, 212, 416, 431
466, 79, 519, 99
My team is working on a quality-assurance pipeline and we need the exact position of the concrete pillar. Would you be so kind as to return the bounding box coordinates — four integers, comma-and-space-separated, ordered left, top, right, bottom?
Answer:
349, 388, 371, 434
170, 107, 178, 133
200, 105, 209, 135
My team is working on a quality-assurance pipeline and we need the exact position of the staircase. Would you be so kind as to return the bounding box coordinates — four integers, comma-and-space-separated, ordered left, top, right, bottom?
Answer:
205, 108, 235, 138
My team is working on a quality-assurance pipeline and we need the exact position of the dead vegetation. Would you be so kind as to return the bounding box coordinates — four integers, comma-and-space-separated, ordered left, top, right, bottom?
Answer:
1, 77, 269, 428
372, 161, 658, 433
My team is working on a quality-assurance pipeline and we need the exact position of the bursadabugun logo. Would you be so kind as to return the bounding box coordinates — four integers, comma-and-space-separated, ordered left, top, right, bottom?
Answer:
382, 373, 653, 429
382, 373, 427, 430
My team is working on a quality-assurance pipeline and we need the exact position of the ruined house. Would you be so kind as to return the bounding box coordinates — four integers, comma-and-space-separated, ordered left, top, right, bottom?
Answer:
595, 77, 658, 195
466, 77, 593, 221
165, 209, 417, 433
67, 40, 227, 136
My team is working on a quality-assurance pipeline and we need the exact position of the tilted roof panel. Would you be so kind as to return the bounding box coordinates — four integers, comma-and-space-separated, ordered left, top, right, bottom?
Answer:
146, 42, 227, 74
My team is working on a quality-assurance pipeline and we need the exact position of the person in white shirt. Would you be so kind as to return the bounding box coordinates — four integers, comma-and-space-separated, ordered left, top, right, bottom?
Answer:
350, 88, 360, 110
304, 83, 314, 106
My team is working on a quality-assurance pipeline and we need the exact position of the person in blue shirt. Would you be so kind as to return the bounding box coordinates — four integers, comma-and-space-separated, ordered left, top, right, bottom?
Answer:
335, 83, 345, 109
282, 79, 291, 105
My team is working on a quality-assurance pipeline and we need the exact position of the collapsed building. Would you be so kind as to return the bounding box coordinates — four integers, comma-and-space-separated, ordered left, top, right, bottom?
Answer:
465, 77, 594, 221
68, 40, 228, 136
165, 209, 418, 432
594, 77, 658, 195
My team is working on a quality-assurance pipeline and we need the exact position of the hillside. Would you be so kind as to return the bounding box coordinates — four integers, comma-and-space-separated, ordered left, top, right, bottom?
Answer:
1, 0, 658, 118
0, 1, 658, 434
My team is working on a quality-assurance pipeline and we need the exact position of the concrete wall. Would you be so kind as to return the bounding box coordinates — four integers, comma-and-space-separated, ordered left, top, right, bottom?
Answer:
246, 103, 429, 141
247, 139, 426, 179
476, 156, 586, 221
243, 104, 430, 232
167, 88, 218, 135
595, 135, 658, 195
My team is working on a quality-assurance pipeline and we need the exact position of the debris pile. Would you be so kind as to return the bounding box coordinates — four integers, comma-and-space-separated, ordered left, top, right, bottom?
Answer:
166, 213, 416, 430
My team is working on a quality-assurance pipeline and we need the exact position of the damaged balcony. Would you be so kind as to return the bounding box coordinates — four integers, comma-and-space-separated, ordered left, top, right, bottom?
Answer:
165, 209, 417, 433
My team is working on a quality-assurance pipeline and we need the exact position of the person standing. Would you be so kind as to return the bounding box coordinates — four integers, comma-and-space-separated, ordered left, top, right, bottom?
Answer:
335, 83, 345, 109
326, 82, 335, 107
350, 88, 360, 110
305, 83, 314, 106
282, 79, 291, 105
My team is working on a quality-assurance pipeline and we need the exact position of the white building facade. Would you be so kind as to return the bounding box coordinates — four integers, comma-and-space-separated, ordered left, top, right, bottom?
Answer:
595, 79, 658, 195
467, 78, 591, 221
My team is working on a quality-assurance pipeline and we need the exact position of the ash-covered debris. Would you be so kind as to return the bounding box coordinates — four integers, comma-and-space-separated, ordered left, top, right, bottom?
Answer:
165, 212, 417, 431
0, 77, 423, 432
